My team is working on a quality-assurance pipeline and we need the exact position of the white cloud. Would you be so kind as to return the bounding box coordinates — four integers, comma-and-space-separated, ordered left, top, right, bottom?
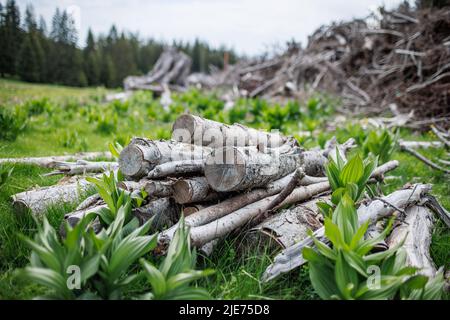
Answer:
14, 0, 407, 55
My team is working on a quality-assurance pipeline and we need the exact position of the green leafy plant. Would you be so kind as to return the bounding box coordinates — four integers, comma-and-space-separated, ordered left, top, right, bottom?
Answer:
60, 130, 88, 151
20, 204, 158, 300
304, 194, 444, 300
325, 152, 377, 207
96, 112, 117, 135
0, 105, 28, 141
19, 213, 103, 299
86, 171, 136, 226
25, 98, 52, 116
363, 129, 397, 164
0, 165, 14, 189
139, 217, 214, 300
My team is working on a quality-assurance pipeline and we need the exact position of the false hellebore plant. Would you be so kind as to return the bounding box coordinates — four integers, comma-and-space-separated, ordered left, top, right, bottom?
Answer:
303, 194, 444, 300
317, 151, 377, 218
304, 150, 444, 300
20, 173, 212, 300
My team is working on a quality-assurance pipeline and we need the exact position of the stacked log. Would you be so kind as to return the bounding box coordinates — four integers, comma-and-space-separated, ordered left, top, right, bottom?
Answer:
10, 115, 438, 268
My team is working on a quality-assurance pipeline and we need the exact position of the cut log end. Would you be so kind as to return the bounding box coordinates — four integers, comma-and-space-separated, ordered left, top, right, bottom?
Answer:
172, 114, 196, 142
119, 144, 148, 178
173, 180, 193, 204
204, 147, 246, 192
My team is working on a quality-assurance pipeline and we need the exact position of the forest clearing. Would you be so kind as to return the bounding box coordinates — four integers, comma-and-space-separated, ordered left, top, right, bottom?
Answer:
0, 0, 449, 302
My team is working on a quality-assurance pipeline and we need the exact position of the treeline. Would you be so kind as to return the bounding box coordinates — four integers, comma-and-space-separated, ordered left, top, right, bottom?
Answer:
0, 0, 238, 88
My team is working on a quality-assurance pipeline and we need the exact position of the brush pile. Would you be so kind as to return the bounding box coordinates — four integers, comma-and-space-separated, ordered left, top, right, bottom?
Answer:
131, 6, 449, 125
223, 6, 449, 119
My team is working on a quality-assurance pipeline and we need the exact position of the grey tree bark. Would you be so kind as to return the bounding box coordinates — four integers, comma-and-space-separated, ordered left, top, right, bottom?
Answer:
204, 145, 302, 192
173, 177, 221, 204
12, 179, 94, 216
387, 205, 437, 278
262, 183, 432, 282
243, 196, 328, 250
172, 114, 289, 148
119, 138, 210, 179
0, 152, 113, 167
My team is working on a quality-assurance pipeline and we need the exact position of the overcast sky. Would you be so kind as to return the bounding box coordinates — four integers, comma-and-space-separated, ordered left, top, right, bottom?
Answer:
13, 0, 407, 55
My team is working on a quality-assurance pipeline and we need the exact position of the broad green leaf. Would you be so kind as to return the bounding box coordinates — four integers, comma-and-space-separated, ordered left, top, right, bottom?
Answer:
340, 154, 364, 185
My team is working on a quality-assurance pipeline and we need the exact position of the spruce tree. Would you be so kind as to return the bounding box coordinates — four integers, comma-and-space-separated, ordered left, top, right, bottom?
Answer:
0, 0, 22, 76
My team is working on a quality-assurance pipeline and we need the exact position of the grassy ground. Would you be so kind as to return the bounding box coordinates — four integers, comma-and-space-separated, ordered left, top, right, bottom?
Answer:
0, 79, 448, 299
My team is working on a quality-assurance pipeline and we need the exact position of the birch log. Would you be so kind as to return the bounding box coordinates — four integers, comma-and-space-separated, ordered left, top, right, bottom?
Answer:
12, 179, 93, 215
204, 146, 302, 192
119, 179, 174, 197
243, 196, 327, 250
387, 205, 437, 278
189, 182, 331, 247
173, 177, 221, 204
119, 138, 210, 179
0, 152, 113, 167
62, 203, 105, 235
147, 159, 205, 179
133, 197, 181, 230
183, 204, 208, 216
262, 184, 432, 282
172, 114, 288, 148
45, 160, 118, 176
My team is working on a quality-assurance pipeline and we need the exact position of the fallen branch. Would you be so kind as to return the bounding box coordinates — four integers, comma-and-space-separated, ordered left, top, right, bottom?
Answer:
243, 196, 327, 250
431, 125, 450, 149
12, 179, 94, 215
400, 145, 450, 174
387, 205, 437, 278
44, 160, 118, 176
0, 152, 113, 167
261, 183, 430, 282
147, 159, 205, 179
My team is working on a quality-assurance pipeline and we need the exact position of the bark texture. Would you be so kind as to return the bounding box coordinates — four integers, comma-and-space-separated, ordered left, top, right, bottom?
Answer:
204, 146, 302, 192
189, 182, 331, 247
12, 179, 93, 215
387, 205, 437, 278
147, 159, 205, 179
0, 152, 113, 167
172, 114, 289, 148
133, 197, 181, 231
119, 138, 210, 179
173, 177, 220, 204
243, 196, 327, 250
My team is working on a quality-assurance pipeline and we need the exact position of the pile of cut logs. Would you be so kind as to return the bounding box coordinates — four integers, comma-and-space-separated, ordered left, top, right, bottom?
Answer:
7, 115, 449, 283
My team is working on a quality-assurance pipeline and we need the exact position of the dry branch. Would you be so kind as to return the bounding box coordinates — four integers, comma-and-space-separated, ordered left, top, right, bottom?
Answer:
262, 184, 432, 282
387, 205, 437, 278
243, 196, 327, 250
44, 160, 118, 176
147, 159, 205, 179
400, 145, 450, 174
0, 152, 113, 167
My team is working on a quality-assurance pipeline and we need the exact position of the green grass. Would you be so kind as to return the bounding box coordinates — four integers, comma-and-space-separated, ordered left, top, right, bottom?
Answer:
0, 79, 448, 299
